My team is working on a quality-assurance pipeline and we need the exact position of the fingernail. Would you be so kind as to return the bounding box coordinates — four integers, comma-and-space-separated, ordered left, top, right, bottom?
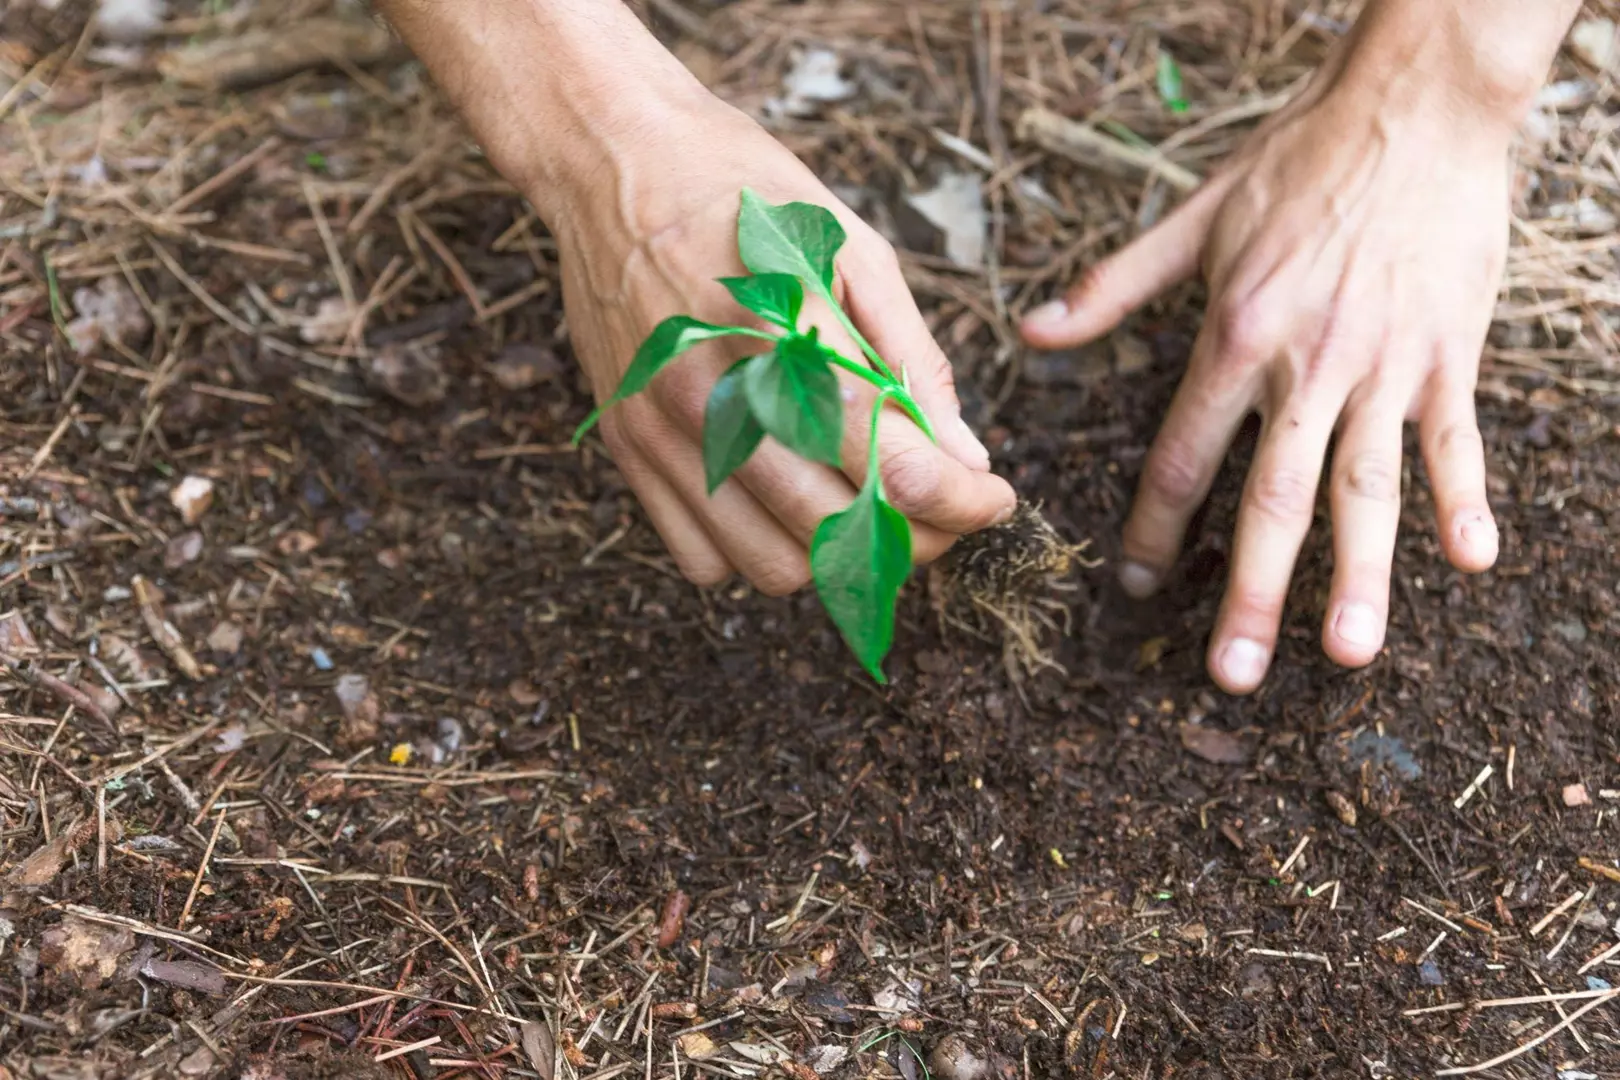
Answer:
992, 501, 1017, 526
1334, 603, 1382, 650
954, 415, 991, 469
1022, 300, 1069, 330
1217, 638, 1269, 690
1459, 517, 1497, 551
1118, 561, 1161, 599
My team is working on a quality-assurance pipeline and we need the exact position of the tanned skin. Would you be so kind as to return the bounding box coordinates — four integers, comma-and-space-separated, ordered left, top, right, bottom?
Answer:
376, 0, 1583, 694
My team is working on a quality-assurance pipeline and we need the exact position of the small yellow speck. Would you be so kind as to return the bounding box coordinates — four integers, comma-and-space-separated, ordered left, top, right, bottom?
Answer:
389, 743, 412, 765
971, 776, 983, 790
1049, 848, 1068, 869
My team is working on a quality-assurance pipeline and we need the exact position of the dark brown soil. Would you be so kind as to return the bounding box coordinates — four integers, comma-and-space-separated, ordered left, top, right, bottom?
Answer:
3, 3, 1619, 1079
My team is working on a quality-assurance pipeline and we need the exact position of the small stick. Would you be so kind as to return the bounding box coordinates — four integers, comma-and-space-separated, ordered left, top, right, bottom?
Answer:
1578, 940, 1620, 974
1506, 744, 1516, 791
22, 405, 78, 480
1529, 889, 1586, 937
1434, 989, 1620, 1075
132, 575, 202, 680
1016, 107, 1201, 193
178, 807, 228, 930
303, 178, 355, 311
168, 137, 282, 215
1246, 948, 1332, 971
1453, 764, 1493, 809
1578, 856, 1620, 884
1402, 897, 1464, 934
375, 1035, 441, 1063
1, 651, 112, 727
1546, 886, 1595, 960
406, 208, 486, 318
1277, 834, 1310, 878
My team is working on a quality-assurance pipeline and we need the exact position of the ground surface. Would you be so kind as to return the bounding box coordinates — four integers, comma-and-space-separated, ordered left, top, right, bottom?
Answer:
3, 2, 1620, 1078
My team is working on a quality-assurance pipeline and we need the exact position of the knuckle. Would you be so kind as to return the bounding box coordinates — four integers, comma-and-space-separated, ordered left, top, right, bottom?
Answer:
676, 555, 730, 589
1140, 439, 1207, 508
751, 560, 811, 598
879, 445, 943, 516
1225, 585, 1286, 626
1246, 465, 1316, 522
1339, 451, 1400, 503
1433, 421, 1484, 460
1211, 298, 1281, 366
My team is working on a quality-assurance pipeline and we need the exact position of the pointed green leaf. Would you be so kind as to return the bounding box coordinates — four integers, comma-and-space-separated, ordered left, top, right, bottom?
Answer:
572, 316, 755, 444
1156, 52, 1188, 114
702, 358, 766, 493
736, 188, 846, 296
810, 477, 912, 683
718, 273, 804, 330
742, 335, 843, 466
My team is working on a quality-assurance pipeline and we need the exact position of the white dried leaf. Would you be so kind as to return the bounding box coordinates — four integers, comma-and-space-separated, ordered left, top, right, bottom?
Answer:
768, 47, 856, 118
98, 0, 166, 42
905, 171, 988, 268
66, 277, 149, 356
1570, 19, 1619, 72
728, 1042, 789, 1065
871, 976, 922, 1016
804, 1045, 848, 1075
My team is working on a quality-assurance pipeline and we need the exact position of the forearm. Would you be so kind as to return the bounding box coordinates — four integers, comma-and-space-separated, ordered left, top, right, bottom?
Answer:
1334, 0, 1583, 135
373, 0, 713, 221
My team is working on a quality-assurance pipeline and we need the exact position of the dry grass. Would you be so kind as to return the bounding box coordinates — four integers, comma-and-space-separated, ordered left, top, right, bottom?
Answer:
3, 2, 1619, 1077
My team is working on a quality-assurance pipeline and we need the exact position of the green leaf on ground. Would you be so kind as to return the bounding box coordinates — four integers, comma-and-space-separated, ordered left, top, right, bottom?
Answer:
736, 188, 846, 295
742, 334, 843, 466
718, 274, 804, 330
810, 472, 912, 683
572, 316, 755, 444
1156, 52, 1189, 114
702, 359, 766, 493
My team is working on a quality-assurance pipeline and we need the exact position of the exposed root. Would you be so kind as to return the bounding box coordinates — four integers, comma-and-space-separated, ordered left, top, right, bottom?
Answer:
934, 501, 1098, 683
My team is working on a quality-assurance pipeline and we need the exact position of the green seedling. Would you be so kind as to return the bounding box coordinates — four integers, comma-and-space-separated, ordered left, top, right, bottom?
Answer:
573, 189, 942, 683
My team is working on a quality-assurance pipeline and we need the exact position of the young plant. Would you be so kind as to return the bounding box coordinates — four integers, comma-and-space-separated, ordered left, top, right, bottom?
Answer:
572, 189, 941, 683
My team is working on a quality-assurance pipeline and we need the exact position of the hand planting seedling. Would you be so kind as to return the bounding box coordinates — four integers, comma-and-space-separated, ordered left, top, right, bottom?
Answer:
573, 189, 946, 683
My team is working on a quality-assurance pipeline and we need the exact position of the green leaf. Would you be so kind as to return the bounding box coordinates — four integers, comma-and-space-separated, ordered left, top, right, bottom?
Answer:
742, 335, 843, 466
810, 473, 912, 683
1156, 51, 1189, 114
736, 188, 846, 296
572, 316, 755, 444
702, 359, 766, 493
718, 273, 804, 330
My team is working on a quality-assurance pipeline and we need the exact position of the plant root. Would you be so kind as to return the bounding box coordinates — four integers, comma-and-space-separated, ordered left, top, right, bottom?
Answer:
932, 501, 1098, 682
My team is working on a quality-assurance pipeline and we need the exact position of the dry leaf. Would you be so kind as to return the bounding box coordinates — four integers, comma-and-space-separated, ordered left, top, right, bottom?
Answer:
675, 1032, 718, 1060
1178, 723, 1250, 765
904, 170, 987, 268
140, 957, 226, 996
6, 815, 120, 888
39, 915, 135, 990
520, 1020, 555, 1080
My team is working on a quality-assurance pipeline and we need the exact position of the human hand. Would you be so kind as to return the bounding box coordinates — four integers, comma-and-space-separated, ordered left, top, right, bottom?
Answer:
552, 101, 1015, 594
1021, 73, 1513, 693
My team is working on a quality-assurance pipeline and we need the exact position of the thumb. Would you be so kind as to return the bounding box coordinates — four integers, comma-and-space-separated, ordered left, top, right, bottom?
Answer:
1020, 183, 1223, 350
842, 246, 994, 472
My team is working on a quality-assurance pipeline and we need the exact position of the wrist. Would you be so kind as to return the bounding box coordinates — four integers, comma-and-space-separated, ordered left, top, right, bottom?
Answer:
1330, 0, 1579, 140
376, 0, 721, 222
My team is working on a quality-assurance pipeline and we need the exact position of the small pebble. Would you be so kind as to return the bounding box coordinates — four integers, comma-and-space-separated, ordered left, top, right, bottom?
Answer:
1563, 783, 1591, 807
1417, 959, 1443, 986
169, 475, 215, 525
309, 647, 333, 671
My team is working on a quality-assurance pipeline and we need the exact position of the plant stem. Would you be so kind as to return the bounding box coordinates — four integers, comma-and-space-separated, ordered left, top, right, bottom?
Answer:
866, 387, 896, 491
820, 346, 936, 444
